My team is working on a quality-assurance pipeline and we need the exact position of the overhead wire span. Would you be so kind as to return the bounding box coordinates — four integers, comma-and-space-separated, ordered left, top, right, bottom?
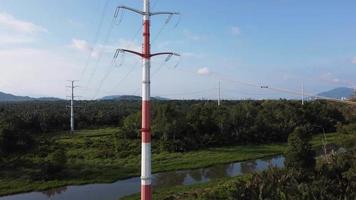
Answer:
85, 17, 116, 88
105, 25, 142, 95
171, 67, 356, 106
110, 0, 183, 97
91, 48, 127, 100
85, 5, 128, 98
156, 88, 218, 98
210, 72, 356, 106
106, 9, 143, 95
79, 0, 112, 81
131, 53, 181, 96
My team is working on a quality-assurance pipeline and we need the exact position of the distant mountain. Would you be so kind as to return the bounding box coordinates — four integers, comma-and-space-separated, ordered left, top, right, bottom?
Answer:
0, 91, 33, 102
318, 87, 354, 99
101, 95, 170, 101
0, 91, 63, 102
36, 97, 64, 101
153, 96, 170, 101
101, 95, 141, 101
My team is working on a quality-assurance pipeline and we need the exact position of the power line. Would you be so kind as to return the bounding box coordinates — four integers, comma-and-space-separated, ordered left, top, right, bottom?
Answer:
79, 0, 112, 80
173, 67, 356, 106
106, 0, 181, 98
84, 16, 117, 91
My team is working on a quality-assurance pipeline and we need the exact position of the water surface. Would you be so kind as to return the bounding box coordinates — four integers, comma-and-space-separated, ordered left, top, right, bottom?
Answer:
0, 155, 284, 200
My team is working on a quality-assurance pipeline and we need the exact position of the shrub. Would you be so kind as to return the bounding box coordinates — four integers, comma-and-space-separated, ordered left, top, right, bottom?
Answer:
284, 126, 316, 171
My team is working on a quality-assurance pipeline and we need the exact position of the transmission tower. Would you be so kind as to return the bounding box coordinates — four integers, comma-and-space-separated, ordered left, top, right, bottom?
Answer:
301, 81, 304, 105
218, 81, 221, 106
66, 80, 79, 133
113, 1, 180, 199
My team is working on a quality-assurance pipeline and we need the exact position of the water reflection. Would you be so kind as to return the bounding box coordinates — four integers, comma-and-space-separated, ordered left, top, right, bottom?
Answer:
241, 161, 257, 174
203, 164, 232, 180
153, 171, 186, 187
0, 155, 285, 200
188, 169, 204, 182
42, 187, 67, 198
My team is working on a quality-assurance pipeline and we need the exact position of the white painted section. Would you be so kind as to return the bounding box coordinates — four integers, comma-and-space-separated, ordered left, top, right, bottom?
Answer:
141, 179, 152, 185
144, 0, 150, 20
142, 59, 151, 101
141, 143, 152, 185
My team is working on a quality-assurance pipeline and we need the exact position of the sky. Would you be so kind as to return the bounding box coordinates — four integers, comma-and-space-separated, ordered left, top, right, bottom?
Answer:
0, 0, 355, 100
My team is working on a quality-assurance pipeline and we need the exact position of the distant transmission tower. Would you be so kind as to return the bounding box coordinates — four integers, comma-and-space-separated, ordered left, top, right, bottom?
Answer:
218, 81, 221, 106
113, 1, 180, 199
66, 80, 79, 133
301, 81, 304, 105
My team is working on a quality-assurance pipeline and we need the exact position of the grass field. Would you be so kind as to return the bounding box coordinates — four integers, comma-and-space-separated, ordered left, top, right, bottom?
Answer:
0, 128, 347, 197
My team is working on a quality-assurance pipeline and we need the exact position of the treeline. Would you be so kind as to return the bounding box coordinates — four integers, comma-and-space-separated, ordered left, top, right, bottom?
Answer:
0, 100, 138, 154
119, 100, 345, 152
0, 100, 347, 154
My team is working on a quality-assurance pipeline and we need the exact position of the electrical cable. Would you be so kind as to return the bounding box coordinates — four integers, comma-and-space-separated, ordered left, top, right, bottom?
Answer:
79, 0, 112, 80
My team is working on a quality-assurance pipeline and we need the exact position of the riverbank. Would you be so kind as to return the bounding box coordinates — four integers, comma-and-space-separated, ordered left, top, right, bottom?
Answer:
0, 128, 342, 197
122, 132, 356, 200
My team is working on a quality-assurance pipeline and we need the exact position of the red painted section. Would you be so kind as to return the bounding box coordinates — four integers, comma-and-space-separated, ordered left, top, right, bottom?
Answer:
141, 185, 152, 200
143, 20, 150, 59
141, 101, 151, 143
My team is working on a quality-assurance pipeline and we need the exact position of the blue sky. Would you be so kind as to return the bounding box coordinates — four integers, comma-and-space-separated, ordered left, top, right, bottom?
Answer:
0, 0, 355, 99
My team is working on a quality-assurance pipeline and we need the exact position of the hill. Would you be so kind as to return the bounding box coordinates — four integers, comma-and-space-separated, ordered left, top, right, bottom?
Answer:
101, 95, 141, 101
318, 87, 354, 99
0, 91, 63, 102
101, 95, 169, 101
0, 91, 33, 102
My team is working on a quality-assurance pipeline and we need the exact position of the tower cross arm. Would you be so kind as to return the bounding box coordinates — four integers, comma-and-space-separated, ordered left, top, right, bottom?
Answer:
114, 48, 143, 58
150, 11, 180, 16
150, 52, 180, 58
114, 49, 180, 59
115, 6, 145, 17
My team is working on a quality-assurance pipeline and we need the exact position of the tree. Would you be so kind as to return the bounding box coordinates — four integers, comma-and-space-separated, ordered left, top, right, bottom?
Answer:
284, 126, 316, 171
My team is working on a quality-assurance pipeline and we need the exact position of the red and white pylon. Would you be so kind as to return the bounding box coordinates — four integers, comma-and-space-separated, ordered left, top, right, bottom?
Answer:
113, 1, 180, 199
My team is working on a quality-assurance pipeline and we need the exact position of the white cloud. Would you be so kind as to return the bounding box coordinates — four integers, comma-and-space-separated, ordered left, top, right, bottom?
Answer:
0, 48, 80, 97
352, 56, 356, 64
70, 39, 93, 53
0, 34, 35, 44
70, 38, 141, 59
0, 12, 47, 45
197, 67, 210, 75
231, 26, 241, 36
70, 38, 101, 58
318, 72, 354, 85
117, 39, 141, 52
0, 12, 47, 34
183, 30, 202, 41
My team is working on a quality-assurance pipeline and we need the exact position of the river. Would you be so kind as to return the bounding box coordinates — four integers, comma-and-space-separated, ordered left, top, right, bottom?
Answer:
0, 155, 285, 200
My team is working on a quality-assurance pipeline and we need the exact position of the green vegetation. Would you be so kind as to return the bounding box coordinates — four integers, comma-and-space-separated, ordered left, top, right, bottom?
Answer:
0, 100, 353, 197
0, 100, 345, 154
0, 128, 346, 196
124, 148, 356, 200
123, 127, 356, 200
285, 126, 316, 171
